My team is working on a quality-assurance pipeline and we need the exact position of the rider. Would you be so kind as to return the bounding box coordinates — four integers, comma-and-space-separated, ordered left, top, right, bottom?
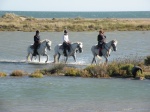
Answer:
97, 29, 106, 56
62, 30, 70, 56
33, 30, 41, 56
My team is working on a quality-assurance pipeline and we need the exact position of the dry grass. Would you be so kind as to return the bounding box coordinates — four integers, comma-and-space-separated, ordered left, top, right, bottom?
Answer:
10, 70, 27, 77
0, 13, 150, 32
0, 72, 7, 77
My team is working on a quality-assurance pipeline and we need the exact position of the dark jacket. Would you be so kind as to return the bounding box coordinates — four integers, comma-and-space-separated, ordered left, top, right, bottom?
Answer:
97, 34, 106, 42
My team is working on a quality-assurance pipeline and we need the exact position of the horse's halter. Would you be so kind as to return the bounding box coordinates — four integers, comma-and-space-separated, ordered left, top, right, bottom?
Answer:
46, 40, 51, 50
103, 40, 117, 52
111, 40, 117, 51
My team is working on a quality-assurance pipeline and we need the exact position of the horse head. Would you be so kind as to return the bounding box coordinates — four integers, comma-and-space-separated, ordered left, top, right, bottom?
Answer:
76, 42, 83, 53
111, 40, 118, 51
45, 39, 52, 51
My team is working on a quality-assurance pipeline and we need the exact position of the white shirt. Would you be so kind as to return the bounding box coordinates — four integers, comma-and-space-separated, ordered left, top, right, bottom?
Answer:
63, 35, 69, 42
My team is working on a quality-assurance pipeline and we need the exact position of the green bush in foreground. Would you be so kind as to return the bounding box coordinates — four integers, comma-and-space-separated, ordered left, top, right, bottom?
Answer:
0, 72, 7, 77
64, 67, 80, 76
144, 56, 150, 66
29, 70, 43, 78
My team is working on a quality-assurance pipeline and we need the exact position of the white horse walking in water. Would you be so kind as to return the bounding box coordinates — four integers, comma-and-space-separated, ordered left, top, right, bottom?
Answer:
26, 39, 52, 63
91, 40, 118, 64
53, 42, 83, 63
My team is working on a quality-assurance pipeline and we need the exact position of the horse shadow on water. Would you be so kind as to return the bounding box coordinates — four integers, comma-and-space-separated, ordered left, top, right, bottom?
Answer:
26, 39, 52, 63
91, 40, 118, 65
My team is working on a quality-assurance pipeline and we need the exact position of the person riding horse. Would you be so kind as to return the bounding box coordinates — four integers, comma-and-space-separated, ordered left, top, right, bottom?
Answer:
62, 30, 70, 56
97, 29, 106, 56
33, 30, 41, 56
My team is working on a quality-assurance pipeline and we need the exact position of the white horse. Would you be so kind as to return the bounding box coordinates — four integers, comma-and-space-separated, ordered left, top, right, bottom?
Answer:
54, 42, 83, 63
91, 40, 118, 64
26, 39, 52, 63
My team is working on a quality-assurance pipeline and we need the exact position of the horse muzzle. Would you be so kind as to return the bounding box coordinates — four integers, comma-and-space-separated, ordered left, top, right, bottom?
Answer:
48, 46, 51, 51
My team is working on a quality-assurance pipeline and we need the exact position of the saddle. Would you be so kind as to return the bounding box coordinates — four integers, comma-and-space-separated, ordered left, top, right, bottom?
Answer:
30, 44, 41, 56
59, 44, 70, 56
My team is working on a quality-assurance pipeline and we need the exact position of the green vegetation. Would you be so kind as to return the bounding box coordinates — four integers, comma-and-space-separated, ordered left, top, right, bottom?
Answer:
29, 70, 44, 78
0, 72, 7, 77
1, 56, 150, 80
0, 13, 150, 32
144, 56, 150, 66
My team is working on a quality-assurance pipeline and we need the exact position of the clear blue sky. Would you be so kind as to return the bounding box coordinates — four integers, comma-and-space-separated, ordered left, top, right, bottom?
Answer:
0, 0, 150, 11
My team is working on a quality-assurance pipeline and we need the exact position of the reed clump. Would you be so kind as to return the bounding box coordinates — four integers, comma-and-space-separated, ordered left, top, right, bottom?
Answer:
0, 72, 7, 77
0, 13, 150, 32
10, 70, 27, 77
29, 70, 44, 78
144, 56, 150, 66
41, 63, 66, 76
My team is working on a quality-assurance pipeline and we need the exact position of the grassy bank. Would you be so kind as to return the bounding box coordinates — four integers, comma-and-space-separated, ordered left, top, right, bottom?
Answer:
0, 13, 150, 32
1, 56, 150, 80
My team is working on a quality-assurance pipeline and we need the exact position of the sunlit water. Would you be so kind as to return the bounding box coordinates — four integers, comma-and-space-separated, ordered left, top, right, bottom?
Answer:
0, 31, 150, 112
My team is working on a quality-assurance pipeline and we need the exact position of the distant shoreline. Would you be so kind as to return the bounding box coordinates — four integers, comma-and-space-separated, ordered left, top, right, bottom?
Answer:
0, 13, 150, 32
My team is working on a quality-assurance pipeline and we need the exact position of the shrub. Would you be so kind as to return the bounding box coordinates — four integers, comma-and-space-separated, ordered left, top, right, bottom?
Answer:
10, 70, 26, 77
45, 63, 66, 75
107, 62, 120, 76
144, 56, 150, 66
85, 65, 109, 78
120, 64, 134, 77
0, 72, 7, 77
29, 70, 43, 78
64, 67, 80, 76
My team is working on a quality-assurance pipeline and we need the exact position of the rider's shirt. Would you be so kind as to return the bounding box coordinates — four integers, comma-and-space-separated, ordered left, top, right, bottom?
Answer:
63, 35, 69, 43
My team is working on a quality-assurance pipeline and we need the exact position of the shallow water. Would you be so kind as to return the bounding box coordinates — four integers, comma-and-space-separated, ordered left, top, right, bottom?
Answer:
0, 31, 150, 112
0, 31, 150, 73
0, 77, 150, 112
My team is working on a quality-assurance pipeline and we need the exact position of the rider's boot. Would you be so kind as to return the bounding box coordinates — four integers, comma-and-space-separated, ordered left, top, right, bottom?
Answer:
99, 48, 102, 56
64, 49, 67, 56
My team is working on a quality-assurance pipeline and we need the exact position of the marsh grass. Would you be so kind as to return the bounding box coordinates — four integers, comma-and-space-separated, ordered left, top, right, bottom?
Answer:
41, 63, 66, 76
144, 56, 150, 66
10, 70, 27, 77
29, 70, 43, 78
0, 72, 7, 77
1, 13, 150, 32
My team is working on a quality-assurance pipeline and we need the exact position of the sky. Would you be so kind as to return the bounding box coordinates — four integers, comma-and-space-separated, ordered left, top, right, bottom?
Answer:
0, 0, 150, 11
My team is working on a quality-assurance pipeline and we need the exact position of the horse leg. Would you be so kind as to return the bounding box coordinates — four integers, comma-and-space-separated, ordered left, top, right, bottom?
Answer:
53, 54, 58, 63
31, 55, 33, 61
43, 54, 48, 63
26, 53, 30, 61
65, 57, 68, 63
72, 55, 76, 62
58, 53, 61, 62
38, 55, 40, 62
91, 56, 96, 64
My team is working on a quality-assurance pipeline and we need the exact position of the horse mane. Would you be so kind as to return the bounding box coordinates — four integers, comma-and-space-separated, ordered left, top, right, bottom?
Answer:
40, 39, 50, 43
72, 42, 82, 45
